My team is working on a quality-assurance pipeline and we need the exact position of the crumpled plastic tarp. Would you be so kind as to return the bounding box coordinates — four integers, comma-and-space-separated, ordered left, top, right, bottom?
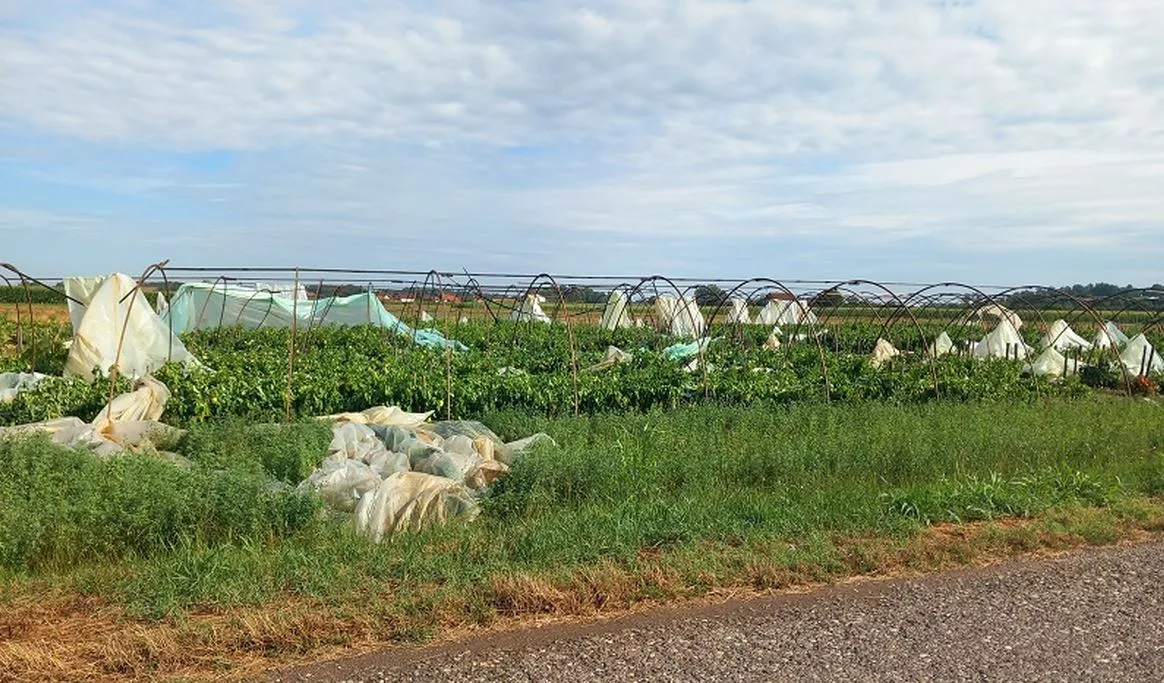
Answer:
1024, 346, 1085, 379
757, 299, 818, 327
355, 472, 481, 542
1040, 319, 1092, 352
1093, 321, 1130, 350
663, 337, 710, 362
63, 276, 105, 332
870, 338, 901, 368
300, 410, 555, 540
319, 405, 434, 429
1120, 334, 1164, 376
509, 294, 551, 324
64, 273, 201, 382
964, 303, 1023, 331
655, 295, 705, 338
925, 331, 955, 358
0, 376, 183, 456
972, 320, 1031, 360
725, 298, 750, 325
162, 282, 466, 351
762, 328, 782, 350
587, 346, 632, 372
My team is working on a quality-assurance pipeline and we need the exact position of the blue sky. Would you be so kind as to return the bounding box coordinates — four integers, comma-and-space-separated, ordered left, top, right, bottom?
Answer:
1, 0, 1162, 285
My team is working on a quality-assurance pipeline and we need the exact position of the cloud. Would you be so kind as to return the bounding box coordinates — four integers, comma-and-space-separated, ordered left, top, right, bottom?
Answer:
1, 0, 1163, 283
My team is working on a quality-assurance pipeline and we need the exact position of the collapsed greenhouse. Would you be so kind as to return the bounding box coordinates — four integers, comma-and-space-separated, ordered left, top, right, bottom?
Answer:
3, 267, 1164, 541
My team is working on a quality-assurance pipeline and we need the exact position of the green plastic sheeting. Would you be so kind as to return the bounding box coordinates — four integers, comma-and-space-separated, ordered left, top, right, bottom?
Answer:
662, 337, 710, 361
162, 283, 466, 351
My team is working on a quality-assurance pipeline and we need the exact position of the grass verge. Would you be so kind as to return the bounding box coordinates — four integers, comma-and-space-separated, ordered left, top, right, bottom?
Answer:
1, 399, 1163, 680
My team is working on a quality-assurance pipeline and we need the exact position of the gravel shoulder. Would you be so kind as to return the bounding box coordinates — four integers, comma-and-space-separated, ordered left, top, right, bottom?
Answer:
275, 541, 1164, 682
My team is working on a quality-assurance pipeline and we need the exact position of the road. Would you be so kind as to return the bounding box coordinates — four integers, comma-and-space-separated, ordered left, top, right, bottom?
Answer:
276, 540, 1164, 682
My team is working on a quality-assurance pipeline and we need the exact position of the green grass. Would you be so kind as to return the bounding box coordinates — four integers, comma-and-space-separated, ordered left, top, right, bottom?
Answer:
2, 398, 1162, 622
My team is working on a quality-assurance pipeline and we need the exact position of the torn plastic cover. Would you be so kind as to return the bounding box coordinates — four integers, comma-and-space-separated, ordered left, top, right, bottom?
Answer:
0, 372, 46, 404
354, 472, 481, 542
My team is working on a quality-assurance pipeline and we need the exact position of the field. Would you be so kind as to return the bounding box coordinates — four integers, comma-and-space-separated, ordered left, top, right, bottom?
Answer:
1, 300, 1164, 680
2, 310, 1160, 427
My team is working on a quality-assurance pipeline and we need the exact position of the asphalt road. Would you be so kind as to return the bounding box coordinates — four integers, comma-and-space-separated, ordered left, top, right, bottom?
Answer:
277, 541, 1164, 682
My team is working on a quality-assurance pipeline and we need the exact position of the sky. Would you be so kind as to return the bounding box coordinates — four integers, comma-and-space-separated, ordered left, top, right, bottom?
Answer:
1, 0, 1163, 286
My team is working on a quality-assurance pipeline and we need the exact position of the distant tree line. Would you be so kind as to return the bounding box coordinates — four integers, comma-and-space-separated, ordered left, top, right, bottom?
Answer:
999, 283, 1164, 310
0, 284, 66, 304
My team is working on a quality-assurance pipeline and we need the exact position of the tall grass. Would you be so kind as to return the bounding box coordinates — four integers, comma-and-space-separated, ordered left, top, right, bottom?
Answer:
0, 423, 330, 573
2, 399, 1162, 618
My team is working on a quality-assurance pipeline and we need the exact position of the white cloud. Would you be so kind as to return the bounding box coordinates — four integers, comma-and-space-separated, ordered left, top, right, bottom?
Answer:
1, 0, 1163, 282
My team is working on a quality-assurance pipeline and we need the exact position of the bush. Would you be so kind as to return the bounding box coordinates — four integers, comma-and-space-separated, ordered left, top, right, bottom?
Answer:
179, 420, 333, 484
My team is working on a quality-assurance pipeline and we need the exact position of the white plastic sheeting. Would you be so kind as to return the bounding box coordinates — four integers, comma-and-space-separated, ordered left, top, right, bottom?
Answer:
972, 320, 1031, 360
965, 304, 1023, 331
63, 276, 105, 333
0, 376, 181, 457
91, 376, 172, 433
655, 295, 705, 337
319, 405, 434, 429
419, 310, 434, 323
167, 283, 394, 331
756, 301, 778, 326
926, 332, 955, 358
870, 338, 901, 368
726, 298, 751, 325
600, 290, 631, 331
354, 472, 481, 542
757, 300, 817, 327
300, 411, 555, 540
762, 328, 782, 350
510, 294, 552, 324
300, 459, 385, 512
1121, 334, 1164, 376
298, 422, 411, 512
1024, 346, 1085, 379
1040, 320, 1092, 351
676, 296, 705, 337
64, 274, 200, 382
0, 372, 46, 403
587, 345, 632, 371
1093, 321, 1130, 350
654, 296, 678, 332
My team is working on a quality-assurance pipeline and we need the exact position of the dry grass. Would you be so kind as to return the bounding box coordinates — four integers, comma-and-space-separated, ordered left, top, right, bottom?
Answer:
10, 505, 1141, 683
0, 303, 70, 323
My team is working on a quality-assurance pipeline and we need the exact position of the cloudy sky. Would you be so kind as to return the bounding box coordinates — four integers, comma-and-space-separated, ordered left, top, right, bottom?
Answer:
1, 0, 1162, 285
